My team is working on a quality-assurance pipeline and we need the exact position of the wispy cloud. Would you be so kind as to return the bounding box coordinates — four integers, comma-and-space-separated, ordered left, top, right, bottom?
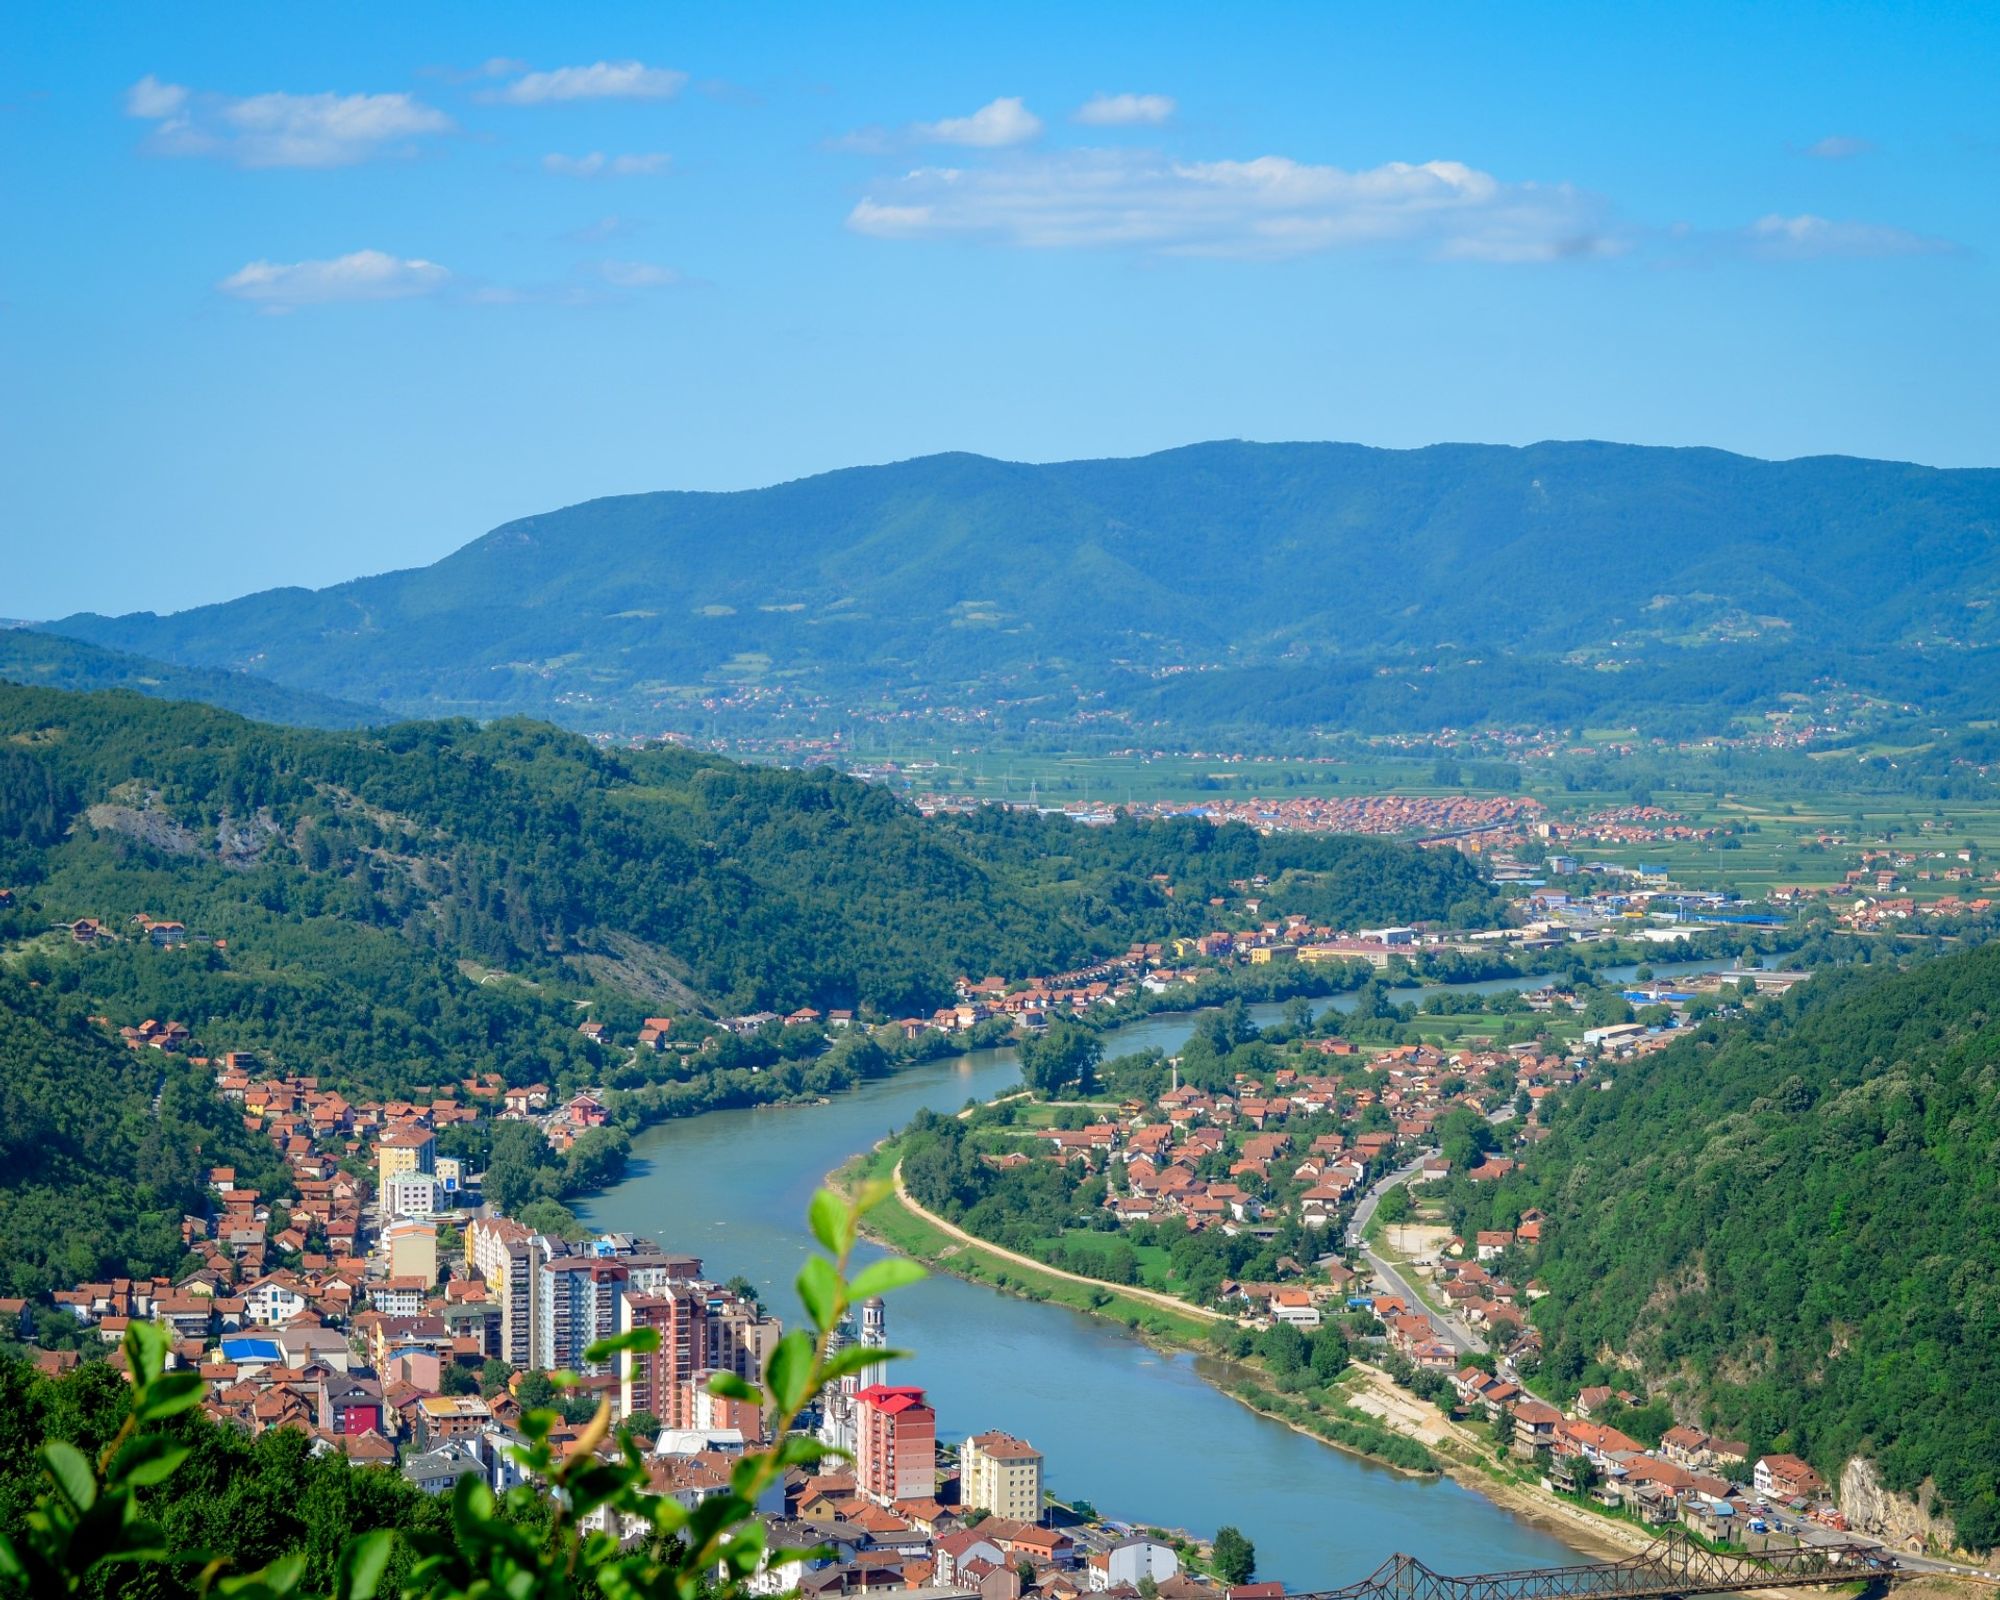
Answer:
849, 149, 1620, 261
483, 61, 687, 105
1802, 134, 1874, 160
468, 258, 693, 306
125, 78, 451, 168
565, 214, 635, 244
542, 151, 672, 178
913, 97, 1043, 148
596, 259, 683, 289
1074, 92, 1175, 127
217, 250, 449, 310
124, 74, 186, 119
1743, 213, 1956, 259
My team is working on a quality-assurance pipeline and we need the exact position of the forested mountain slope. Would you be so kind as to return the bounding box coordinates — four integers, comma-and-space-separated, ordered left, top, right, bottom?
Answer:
0, 628, 382, 728
1463, 948, 2000, 1551
0, 968, 289, 1296
0, 681, 1490, 1079
46, 441, 2000, 736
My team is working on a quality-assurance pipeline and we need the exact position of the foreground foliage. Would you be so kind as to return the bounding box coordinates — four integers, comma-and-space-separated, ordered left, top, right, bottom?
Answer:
0, 1187, 922, 1598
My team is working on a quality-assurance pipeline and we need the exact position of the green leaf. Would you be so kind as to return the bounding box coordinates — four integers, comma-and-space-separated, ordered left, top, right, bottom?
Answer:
336, 1530, 395, 1600
706, 1371, 760, 1402
451, 1472, 496, 1528
112, 1435, 191, 1488
849, 1177, 894, 1217
136, 1371, 206, 1422
123, 1319, 169, 1387
819, 1343, 911, 1385
224, 1551, 306, 1596
796, 1254, 841, 1334
848, 1256, 926, 1301
772, 1434, 830, 1469
41, 1441, 97, 1512
0, 1532, 26, 1579
765, 1330, 818, 1416
584, 1326, 661, 1365
807, 1188, 849, 1255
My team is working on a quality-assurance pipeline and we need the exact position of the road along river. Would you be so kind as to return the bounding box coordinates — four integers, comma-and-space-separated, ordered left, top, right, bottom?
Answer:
579, 962, 1730, 1586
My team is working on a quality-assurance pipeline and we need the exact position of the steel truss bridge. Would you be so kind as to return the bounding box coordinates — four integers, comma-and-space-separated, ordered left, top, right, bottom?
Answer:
1298, 1531, 1900, 1600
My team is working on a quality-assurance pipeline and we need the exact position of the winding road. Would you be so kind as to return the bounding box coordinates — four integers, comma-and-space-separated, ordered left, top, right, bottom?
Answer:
891, 1159, 1231, 1324
1345, 1153, 1487, 1359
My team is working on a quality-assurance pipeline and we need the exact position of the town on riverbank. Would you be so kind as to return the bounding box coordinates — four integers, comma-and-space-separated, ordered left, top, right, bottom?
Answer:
7, 796, 1995, 1583
843, 982, 1992, 1580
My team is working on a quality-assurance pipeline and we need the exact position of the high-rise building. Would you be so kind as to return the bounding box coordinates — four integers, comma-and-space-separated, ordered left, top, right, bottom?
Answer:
620, 1284, 708, 1425
465, 1217, 547, 1369
537, 1256, 630, 1374
619, 1282, 779, 1428
961, 1431, 1045, 1524
855, 1384, 935, 1505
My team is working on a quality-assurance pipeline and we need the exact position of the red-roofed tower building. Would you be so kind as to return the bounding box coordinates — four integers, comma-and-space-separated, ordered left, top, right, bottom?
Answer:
855, 1384, 935, 1505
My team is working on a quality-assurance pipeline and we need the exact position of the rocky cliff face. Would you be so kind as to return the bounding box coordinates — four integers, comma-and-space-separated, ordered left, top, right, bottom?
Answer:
1840, 1457, 1980, 1559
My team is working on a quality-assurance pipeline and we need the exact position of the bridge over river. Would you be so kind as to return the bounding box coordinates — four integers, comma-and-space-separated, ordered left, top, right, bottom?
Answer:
1301, 1532, 1899, 1600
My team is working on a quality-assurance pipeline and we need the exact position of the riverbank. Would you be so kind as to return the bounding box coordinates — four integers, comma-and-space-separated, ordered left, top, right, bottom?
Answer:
839, 1140, 1457, 1475
578, 943, 1759, 1212
836, 1136, 1704, 1569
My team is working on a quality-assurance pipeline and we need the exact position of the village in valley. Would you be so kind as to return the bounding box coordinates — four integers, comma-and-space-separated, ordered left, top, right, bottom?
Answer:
4, 783, 1993, 1592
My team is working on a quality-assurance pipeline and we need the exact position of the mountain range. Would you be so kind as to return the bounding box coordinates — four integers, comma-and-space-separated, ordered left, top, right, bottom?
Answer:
41, 440, 2000, 739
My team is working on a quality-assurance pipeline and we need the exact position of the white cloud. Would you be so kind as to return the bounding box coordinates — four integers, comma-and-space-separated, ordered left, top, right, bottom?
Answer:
913, 97, 1042, 148
485, 61, 687, 105
849, 148, 1619, 261
124, 74, 187, 118
566, 214, 634, 243
1074, 92, 1175, 127
217, 250, 449, 309
1744, 213, 1954, 259
1803, 134, 1874, 160
125, 78, 451, 168
597, 259, 682, 288
542, 151, 672, 178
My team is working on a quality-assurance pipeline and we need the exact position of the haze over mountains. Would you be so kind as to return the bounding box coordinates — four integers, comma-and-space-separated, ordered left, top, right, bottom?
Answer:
43, 440, 2000, 739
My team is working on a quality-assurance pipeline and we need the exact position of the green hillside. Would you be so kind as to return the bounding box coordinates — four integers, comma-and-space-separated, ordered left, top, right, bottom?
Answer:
45, 440, 2000, 738
0, 679, 1488, 1077
1460, 948, 2000, 1550
0, 967, 289, 1297
0, 627, 382, 728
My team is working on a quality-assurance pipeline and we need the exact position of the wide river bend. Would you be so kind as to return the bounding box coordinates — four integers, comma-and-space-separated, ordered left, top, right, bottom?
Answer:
580, 962, 1728, 1585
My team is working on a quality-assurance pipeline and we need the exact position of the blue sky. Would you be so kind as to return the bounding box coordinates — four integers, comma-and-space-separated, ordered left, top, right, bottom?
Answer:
3, 1, 1995, 618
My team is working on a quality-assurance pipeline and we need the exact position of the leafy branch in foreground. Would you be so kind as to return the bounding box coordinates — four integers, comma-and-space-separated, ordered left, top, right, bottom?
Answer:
0, 1183, 924, 1600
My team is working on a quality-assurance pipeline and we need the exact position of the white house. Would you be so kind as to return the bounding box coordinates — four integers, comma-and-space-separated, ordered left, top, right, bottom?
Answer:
1089, 1538, 1179, 1591
241, 1273, 309, 1326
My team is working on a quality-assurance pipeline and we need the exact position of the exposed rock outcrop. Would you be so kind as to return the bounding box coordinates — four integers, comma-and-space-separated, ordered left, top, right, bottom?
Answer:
84, 800, 199, 855
1840, 1457, 1983, 1561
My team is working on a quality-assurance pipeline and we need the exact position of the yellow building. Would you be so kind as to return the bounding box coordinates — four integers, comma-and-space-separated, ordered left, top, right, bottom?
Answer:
377, 1123, 436, 1194
384, 1219, 439, 1284
961, 1430, 1044, 1524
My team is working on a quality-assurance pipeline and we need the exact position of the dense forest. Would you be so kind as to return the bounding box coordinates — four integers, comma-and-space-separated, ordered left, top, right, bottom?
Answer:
46, 441, 2000, 741
0, 968, 289, 1297
0, 683, 1491, 1015
1455, 947, 2000, 1551
0, 681, 1492, 1285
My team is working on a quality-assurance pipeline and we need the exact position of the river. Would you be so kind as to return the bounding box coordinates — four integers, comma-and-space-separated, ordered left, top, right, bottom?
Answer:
578, 960, 1731, 1586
